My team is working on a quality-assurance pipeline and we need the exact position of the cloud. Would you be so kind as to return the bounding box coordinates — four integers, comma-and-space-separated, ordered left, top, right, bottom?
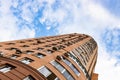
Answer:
102, 28, 120, 56
96, 45, 120, 80
0, 0, 35, 42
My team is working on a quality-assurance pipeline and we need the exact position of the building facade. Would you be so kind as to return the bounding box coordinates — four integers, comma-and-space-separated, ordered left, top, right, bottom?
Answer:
0, 33, 98, 80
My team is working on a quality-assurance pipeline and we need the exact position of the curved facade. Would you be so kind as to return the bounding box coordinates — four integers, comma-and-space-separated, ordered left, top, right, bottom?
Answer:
0, 33, 98, 80
0, 57, 46, 80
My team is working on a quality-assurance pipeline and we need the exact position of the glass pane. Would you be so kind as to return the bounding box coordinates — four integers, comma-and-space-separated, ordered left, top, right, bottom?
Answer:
64, 59, 71, 66
70, 65, 80, 76
38, 66, 51, 77
11, 55, 17, 59
51, 61, 64, 72
36, 53, 44, 58
56, 64, 64, 72
0, 67, 11, 73
20, 57, 33, 64
63, 70, 70, 79
0, 64, 15, 73
68, 75, 74, 80
51, 61, 58, 66
21, 60, 30, 64
51, 61, 74, 80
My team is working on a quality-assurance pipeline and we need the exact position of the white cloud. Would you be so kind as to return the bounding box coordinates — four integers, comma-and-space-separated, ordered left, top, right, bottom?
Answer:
46, 26, 51, 30
96, 43, 120, 80
0, 0, 35, 42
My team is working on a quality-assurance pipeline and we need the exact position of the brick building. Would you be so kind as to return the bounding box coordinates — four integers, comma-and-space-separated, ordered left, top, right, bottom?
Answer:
0, 33, 98, 80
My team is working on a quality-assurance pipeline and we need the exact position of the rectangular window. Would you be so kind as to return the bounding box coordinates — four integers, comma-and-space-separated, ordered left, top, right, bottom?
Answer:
20, 57, 34, 64
23, 75, 35, 80
0, 64, 16, 73
25, 50, 34, 54
37, 66, 59, 80
38, 66, 51, 77
37, 48, 44, 51
46, 49, 54, 54
21, 45, 29, 47
51, 60, 74, 80
51, 60, 64, 72
35, 53, 45, 58
10, 54, 19, 59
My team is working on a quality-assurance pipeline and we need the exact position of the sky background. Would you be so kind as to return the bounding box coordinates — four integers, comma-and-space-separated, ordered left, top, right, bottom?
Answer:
0, 0, 120, 80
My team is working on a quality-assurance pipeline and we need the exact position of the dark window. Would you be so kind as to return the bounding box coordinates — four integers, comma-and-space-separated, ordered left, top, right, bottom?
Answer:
6, 43, 15, 45
25, 50, 34, 54
0, 64, 16, 73
46, 49, 54, 54
35, 53, 45, 58
6, 48, 22, 54
19, 41, 25, 43
37, 48, 44, 51
11, 54, 19, 59
21, 45, 29, 47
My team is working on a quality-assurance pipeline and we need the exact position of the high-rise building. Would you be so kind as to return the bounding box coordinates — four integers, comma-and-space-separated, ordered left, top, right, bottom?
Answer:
0, 33, 98, 80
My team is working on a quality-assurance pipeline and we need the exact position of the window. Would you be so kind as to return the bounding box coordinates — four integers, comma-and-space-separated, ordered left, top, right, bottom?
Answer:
46, 49, 54, 54
27, 40, 33, 42
0, 64, 16, 73
68, 52, 88, 76
11, 54, 19, 59
38, 66, 51, 77
20, 57, 34, 64
0, 51, 4, 56
37, 40, 42, 43
51, 60, 74, 80
6, 43, 15, 45
9, 47, 18, 50
32, 43, 38, 45
37, 48, 44, 51
35, 53, 45, 58
8, 48, 22, 54
21, 45, 29, 47
25, 50, 34, 54
16, 49, 22, 54
51, 60, 64, 71
63, 58, 80, 76
38, 66, 59, 80
19, 41, 25, 43
52, 47, 59, 51
23, 75, 35, 80
45, 45, 51, 47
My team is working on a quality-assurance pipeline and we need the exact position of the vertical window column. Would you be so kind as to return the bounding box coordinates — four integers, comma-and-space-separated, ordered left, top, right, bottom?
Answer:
37, 66, 59, 80
51, 60, 74, 80
62, 58, 80, 76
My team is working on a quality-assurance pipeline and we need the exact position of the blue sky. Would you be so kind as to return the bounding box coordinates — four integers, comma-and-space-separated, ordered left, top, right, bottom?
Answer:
96, 0, 120, 17
0, 0, 120, 80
